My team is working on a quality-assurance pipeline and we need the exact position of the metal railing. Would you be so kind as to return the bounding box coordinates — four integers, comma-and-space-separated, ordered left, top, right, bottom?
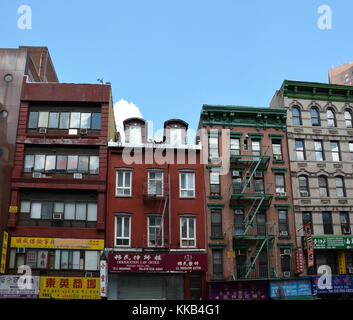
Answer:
233, 222, 276, 238
230, 145, 271, 162
142, 181, 167, 198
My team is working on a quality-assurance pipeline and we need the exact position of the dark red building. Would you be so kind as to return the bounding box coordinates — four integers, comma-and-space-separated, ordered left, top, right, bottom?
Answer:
106, 118, 207, 300
5, 78, 116, 297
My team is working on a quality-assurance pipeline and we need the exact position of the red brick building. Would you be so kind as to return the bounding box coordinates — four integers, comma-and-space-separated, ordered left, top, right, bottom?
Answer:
5, 78, 116, 295
106, 118, 207, 300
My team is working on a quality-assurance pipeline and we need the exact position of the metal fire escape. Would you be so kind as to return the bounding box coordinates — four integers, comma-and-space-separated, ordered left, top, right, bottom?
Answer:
230, 145, 277, 280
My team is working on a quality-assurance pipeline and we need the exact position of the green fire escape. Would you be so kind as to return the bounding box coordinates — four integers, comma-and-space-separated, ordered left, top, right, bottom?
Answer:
230, 145, 277, 280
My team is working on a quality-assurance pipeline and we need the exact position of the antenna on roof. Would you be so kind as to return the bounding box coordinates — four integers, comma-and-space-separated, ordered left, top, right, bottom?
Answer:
97, 78, 104, 84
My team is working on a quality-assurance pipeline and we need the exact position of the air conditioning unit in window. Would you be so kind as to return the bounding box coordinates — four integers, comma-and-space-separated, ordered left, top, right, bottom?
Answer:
280, 231, 289, 237
73, 173, 83, 179
254, 171, 263, 178
39, 128, 47, 134
85, 272, 94, 278
300, 191, 309, 197
235, 210, 243, 215
277, 192, 287, 197
274, 155, 283, 161
283, 249, 291, 255
32, 172, 42, 178
343, 227, 351, 234
232, 170, 240, 177
52, 212, 63, 221
80, 128, 88, 135
283, 271, 291, 278
16, 248, 26, 254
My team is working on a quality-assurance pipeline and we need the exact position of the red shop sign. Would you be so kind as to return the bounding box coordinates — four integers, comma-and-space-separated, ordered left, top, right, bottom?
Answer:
295, 247, 304, 274
165, 253, 207, 271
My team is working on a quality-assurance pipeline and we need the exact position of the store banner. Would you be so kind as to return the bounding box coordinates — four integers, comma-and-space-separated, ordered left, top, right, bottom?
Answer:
0, 232, 9, 274
0, 275, 40, 299
10, 237, 104, 250
312, 275, 353, 294
295, 247, 304, 274
100, 260, 108, 298
39, 277, 101, 299
303, 235, 353, 250
108, 253, 208, 272
304, 223, 314, 268
269, 278, 312, 298
338, 251, 346, 275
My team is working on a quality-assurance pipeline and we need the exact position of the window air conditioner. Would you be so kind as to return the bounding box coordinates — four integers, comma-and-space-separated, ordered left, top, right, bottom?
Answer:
283, 271, 291, 278
52, 212, 63, 220
235, 210, 243, 215
280, 231, 289, 237
254, 171, 263, 178
283, 249, 291, 255
300, 191, 309, 197
232, 170, 240, 177
274, 155, 283, 161
39, 128, 47, 134
16, 248, 26, 254
73, 173, 83, 179
343, 227, 351, 235
85, 272, 94, 278
80, 128, 88, 135
32, 172, 42, 178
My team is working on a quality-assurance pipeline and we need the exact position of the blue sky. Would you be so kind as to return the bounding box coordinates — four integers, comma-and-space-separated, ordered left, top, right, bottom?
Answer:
1, 0, 351, 136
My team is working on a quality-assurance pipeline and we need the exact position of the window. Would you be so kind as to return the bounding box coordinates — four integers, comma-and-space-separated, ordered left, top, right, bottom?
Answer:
75, 203, 87, 220
295, 140, 305, 160
345, 110, 353, 128
210, 171, 220, 196
80, 113, 91, 129
327, 108, 336, 127
70, 112, 81, 129
212, 250, 223, 279
292, 107, 302, 125
314, 140, 325, 161
129, 125, 142, 144
56, 155, 67, 172
116, 170, 132, 196
59, 112, 70, 129
87, 203, 98, 221
85, 251, 99, 271
330, 141, 341, 161
89, 156, 99, 174
298, 175, 309, 197
148, 171, 163, 196
349, 142, 353, 161
281, 252, 291, 275
38, 112, 49, 128
211, 209, 222, 237
278, 210, 289, 234
78, 156, 89, 173
230, 138, 240, 156
318, 175, 329, 197
302, 212, 313, 234
310, 107, 320, 126
91, 113, 101, 130
335, 176, 346, 197
34, 154, 45, 172
275, 174, 286, 194
45, 155, 56, 173
67, 155, 78, 173
148, 216, 163, 247
115, 215, 131, 246
48, 112, 59, 128
254, 176, 264, 194
180, 172, 195, 198
340, 212, 351, 234
251, 140, 261, 157
322, 212, 333, 234
28, 111, 39, 129
208, 134, 219, 158
272, 140, 282, 160
170, 128, 182, 145
24, 155, 34, 173
180, 217, 196, 247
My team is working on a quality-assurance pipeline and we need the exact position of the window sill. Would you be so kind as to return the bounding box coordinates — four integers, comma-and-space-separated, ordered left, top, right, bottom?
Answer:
210, 236, 224, 240
179, 197, 196, 200
272, 160, 285, 164
278, 236, 291, 240
209, 195, 223, 200
275, 196, 288, 201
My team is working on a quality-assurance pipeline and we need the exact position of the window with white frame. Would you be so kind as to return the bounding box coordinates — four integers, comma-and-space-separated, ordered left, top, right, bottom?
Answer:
116, 170, 132, 196
210, 171, 220, 196
180, 172, 195, 198
129, 125, 142, 144
180, 217, 196, 247
148, 216, 163, 247
115, 215, 131, 246
170, 128, 183, 145
230, 138, 240, 156
208, 133, 219, 158
148, 171, 163, 195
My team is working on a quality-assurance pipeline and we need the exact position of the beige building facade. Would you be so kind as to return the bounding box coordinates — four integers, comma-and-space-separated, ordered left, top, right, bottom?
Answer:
271, 80, 353, 276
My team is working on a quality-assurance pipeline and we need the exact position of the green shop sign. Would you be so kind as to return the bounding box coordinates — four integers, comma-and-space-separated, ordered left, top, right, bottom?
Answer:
302, 235, 353, 250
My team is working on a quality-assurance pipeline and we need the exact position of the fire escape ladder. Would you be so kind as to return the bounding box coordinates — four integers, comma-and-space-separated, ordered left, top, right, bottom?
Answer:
242, 157, 262, 194
244, 237, 268, 279
243, 196, 264, 235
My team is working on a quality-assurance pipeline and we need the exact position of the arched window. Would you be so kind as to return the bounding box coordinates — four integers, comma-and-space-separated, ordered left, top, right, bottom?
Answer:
335, 176, 346, 197
298, 175, 309, 197
311, 107, 320, 126
345, 110, 353, 128
318, 175, 329, 197
292, 107, 302, 125
327, 108, 336, 127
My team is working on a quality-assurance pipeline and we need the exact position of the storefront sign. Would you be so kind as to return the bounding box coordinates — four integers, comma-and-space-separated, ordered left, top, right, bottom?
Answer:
0, 275, 40, 298
108, 253, 208, 272
304, 223, 314, 268
11, 237, 104, 250
304, 235, 353, 250
100, 260, 108, 297
8, 206, 18, 213
207, 280, 269, 300
109, 253, 165, 272
0, 232, 9, 274
39, 277, 101, 299
338, 251, 346, 275
312, 275, 353, 294
165, 253, 207, 271
269, 278, 312, 298
295, 247, 304, 274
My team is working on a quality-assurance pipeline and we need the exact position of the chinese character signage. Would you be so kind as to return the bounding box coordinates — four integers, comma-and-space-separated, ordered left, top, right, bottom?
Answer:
39, 277, 101, 299
304, 235, 353, 250
295, 247, 304, 274
304, 223, 314, 268
10, 237, 104, 250
1, 232, 9, 274
108, 253, 208, 272
270, 278, 312, 298
100, 260, 108, 297
312, 275, 353, 294
338, 251, 346, 275
0, 275, 40, 298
